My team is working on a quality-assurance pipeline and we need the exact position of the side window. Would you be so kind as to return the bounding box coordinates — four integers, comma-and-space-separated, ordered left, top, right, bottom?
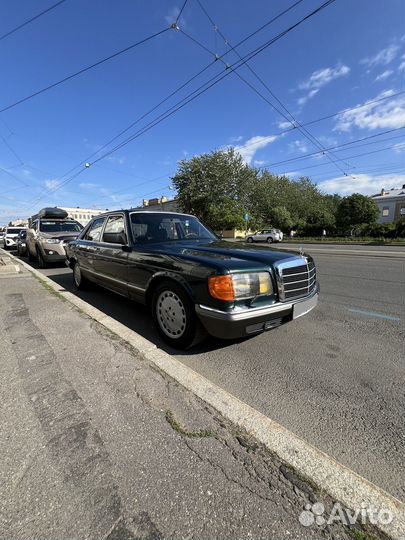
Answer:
103, 215, 126, 243
85, 217, 106, 242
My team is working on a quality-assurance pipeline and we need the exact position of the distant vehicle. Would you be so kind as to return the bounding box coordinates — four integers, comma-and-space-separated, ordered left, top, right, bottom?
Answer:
26, 207, 83, 268
16, 229, 28, 256
0, 231, 4, 244
3, 226, 25, 250
245, 229, 283, 244
65, 210, 318, 349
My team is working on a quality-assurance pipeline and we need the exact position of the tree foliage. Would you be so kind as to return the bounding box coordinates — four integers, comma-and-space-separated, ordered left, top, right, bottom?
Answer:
172, 149, 381, 234
336, 193, 379, 229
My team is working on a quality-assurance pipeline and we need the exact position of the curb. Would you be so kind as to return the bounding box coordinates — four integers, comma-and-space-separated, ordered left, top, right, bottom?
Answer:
3, 248, 404, 540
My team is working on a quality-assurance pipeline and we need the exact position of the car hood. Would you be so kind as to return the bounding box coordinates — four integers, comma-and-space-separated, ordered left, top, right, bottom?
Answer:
147, 239, 307, 272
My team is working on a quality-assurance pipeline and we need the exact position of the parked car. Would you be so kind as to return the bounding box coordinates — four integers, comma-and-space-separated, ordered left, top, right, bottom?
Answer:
26, 207, 83, 268
16, 229, 28, 256
3, 226, 25, 250
65, 210, 318, 349
0, 231, 4, 245
245, 229, 283, 243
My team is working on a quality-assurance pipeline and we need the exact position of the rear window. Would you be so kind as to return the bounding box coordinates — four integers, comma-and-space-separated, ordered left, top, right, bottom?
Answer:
39, 220, 82, 233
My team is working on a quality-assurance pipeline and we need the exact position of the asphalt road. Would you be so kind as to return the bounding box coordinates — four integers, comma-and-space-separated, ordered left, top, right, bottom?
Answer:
13, 244, 405, 501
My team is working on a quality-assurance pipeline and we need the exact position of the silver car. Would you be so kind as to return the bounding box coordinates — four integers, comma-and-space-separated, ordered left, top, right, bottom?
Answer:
245, 229, 283, 244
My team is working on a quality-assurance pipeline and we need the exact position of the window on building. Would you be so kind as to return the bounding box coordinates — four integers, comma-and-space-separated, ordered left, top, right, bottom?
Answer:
382, 207, 389, 216
400, 207, 405, 215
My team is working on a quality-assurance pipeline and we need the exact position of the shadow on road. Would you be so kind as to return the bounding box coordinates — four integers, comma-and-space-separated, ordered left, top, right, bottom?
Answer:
26, 262, 249, 356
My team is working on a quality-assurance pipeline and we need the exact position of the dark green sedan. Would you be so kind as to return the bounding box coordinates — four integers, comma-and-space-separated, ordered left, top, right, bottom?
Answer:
65, 210, 318, 349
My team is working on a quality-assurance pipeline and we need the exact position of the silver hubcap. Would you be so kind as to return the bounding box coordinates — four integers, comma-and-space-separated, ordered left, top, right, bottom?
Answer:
156, 291, 186, 339
74, 264, 81, 287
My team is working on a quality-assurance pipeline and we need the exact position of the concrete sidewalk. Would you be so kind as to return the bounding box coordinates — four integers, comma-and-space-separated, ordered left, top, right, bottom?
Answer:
0, 259, 387, 539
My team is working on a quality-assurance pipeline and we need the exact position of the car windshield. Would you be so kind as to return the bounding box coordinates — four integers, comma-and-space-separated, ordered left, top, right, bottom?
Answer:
39, 220, 83, 233
6, 228, 23, 234
130, 213, 216, 244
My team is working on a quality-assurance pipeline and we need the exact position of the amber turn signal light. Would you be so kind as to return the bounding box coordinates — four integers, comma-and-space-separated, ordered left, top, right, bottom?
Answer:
208, 275, 235, 301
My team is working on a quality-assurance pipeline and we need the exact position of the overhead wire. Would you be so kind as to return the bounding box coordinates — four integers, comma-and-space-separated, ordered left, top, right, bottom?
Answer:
26, 0, 337, 209
193, 0, 355, 177
0, 0, 67, 42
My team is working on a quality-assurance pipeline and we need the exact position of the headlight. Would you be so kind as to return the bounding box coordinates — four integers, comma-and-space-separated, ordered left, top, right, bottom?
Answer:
208, 272, 272, 301
45, 238, 61, 244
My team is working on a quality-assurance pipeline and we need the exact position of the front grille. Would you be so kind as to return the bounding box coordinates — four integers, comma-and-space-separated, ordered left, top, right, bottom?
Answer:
276, 259, 317, 301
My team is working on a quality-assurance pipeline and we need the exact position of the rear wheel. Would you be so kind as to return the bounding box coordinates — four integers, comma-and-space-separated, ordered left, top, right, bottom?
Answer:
152, 281, 203, 349
73, 261, 89, 290
266, 237, 274, 243
246, 237, 253, 243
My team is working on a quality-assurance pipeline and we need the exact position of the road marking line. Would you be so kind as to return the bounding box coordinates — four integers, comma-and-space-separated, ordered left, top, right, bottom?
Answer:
349, 308, 401, 321
3, 247, 404, 540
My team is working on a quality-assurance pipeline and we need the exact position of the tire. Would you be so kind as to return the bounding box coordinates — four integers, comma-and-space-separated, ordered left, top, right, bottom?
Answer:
3, 245, 9, 251
151, 281, 204, 349
246, 237, 253, 243
72, 261, 90, 290
37, 248, 48, 269
266, 237, 274, 243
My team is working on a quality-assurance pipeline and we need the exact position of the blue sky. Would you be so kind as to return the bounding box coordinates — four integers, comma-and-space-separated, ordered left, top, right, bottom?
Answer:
0, 0, 404, 224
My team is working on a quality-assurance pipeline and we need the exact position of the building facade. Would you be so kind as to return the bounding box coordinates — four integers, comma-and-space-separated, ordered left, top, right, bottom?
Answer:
60, 207, 106, 226
371, 186, 405, 224
141, 197, 179, 212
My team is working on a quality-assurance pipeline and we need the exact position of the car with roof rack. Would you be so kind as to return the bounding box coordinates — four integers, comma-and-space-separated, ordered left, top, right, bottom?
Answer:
26, 207, 83, 268
65, 209, 318, 349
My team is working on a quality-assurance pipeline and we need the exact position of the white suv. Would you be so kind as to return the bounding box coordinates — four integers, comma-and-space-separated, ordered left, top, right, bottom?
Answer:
245, 229, 283, 244
3, 227, 25, 250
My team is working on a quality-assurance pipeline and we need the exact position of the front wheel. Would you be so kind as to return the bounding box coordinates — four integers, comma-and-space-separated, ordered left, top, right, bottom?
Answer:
266, 237, 274, 243
246, 237, 253, 243
37, 248, 48, 269
152, 281, 203, 349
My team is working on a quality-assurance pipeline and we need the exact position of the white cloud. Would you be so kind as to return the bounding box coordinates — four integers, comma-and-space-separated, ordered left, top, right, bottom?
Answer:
317, 173, 405, 196
291, 140, 308, 154
399, 54, 405, 71
335, 90, 405, 131
374, 70, 393, 82
297, 89, 319, 107
164, 6, 186, 26
299, 64, 350, 91
361, 44, 400, 68
44, 179, 61, 191
234, 135, 277, 164
253, 159, 266, 166
79, 182, 99, 189
277, 120, 293, 130
230, 135, 243, 142
393, 143, 405, 153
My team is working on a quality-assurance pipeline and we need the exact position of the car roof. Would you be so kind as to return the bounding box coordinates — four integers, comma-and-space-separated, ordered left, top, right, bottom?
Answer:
92, 209, 195, 218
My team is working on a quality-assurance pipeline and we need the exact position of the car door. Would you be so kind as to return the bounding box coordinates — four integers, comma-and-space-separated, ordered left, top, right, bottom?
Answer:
94, 214, 129, 296
74, 216, 106, 278
255, 230, 265, 241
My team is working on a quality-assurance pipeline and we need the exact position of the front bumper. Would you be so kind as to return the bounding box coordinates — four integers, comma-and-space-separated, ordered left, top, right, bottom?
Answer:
195, 286, 319, 339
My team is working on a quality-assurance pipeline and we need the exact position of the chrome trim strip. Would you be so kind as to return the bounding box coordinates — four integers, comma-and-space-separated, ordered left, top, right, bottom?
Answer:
196, 302, 293, 322
196, 288, 318, 322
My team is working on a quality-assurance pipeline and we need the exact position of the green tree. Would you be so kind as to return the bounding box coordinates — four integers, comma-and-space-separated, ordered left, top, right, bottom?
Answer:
336, 193, 379, 229
172, 149, 257, 230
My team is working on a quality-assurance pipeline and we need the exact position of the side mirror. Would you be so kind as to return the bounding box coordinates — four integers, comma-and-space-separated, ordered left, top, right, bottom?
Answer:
103, 232, 127, 245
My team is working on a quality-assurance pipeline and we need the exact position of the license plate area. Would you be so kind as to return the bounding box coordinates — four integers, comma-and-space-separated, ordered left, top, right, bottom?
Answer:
293, 293, 318, 319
